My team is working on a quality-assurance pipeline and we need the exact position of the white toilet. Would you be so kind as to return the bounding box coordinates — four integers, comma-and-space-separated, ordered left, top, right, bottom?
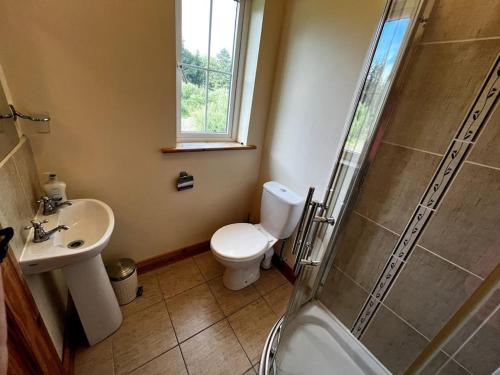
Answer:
211, 181, 304, 290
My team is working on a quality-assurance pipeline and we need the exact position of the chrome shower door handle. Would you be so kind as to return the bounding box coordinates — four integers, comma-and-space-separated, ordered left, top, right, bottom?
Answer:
299, 258, 321, 267
293, 199, 320, 276
313, 215, 335, 225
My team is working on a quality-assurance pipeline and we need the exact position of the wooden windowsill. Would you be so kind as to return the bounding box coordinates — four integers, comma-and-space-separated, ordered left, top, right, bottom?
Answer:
161, 142, 257, 153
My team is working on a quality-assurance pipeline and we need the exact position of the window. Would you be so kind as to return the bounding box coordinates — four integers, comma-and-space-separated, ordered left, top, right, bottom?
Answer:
176, 0, 246, 142
345, 17, 409, 153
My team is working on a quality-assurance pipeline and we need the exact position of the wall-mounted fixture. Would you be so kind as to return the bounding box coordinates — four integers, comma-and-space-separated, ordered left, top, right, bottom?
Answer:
177, 171, 194, 191
0, 104, 51, 133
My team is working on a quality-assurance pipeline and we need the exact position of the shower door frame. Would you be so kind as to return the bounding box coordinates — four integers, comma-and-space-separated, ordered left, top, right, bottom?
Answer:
260, 0, 436, 372
312, 0, 436, 300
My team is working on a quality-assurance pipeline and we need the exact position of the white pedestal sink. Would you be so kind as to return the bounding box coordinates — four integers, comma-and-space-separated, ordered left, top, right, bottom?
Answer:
20, 199, 122, 345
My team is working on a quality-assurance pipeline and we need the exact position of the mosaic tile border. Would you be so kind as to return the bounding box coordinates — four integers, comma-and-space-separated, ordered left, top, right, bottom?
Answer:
351, 54, 500, 338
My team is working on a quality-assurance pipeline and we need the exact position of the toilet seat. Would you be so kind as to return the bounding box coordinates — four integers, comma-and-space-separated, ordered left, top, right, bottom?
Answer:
211, 223, 269, 262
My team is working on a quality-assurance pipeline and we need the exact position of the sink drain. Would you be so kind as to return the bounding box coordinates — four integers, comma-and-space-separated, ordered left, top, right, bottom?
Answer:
67, 240, 85, 249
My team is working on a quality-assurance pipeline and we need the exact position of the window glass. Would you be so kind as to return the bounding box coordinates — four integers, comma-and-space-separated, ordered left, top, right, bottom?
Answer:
178, 0, 242, 138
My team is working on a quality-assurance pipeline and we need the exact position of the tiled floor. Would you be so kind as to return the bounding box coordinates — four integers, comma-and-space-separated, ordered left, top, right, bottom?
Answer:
75, 252, 293, 375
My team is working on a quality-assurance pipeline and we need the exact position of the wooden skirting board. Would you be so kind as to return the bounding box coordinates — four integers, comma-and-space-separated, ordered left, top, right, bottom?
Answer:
271, 254, 297, 284
136, 240, 296, 285
137, 241, 211, 274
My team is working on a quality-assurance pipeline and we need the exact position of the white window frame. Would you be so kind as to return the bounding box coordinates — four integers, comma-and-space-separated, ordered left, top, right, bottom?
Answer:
176, 0, 247, 142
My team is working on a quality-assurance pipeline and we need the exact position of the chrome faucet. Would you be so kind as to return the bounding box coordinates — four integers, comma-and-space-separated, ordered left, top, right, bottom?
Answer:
38, 196, 72, 216
24, 220, 70, 243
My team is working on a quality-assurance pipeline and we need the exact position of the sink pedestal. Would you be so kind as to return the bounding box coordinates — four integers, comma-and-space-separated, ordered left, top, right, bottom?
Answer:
63, 254, 122, 345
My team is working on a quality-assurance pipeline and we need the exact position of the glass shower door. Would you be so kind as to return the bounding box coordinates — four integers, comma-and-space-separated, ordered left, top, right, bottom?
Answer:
259, 0, 428, 373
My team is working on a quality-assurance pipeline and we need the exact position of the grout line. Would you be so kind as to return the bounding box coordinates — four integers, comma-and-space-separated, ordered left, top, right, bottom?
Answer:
138, 259, 284, 372
381, 140, 444, 157
206, 275, 261, 317
335, 262, 423, 339
227, 315, 255, 371
464, 159, 500, 171
417, 245, 484, 280
0, 135, 25, 169
356, 254, 413, 338
449, 358, 474, 375
166, 281, 227, 345
352, 211, 401, 236
390, 253, 407, 264
333, 265, 373, 295
127, 345, 182, 374
420, 36, 500, 46
180, 315, 227, 344
261, 298, 276, 317
163, 298, 181, 345
110, 334, 116, 375
417, 203, 436, 212
161, 268, 188, 374
11, 149, 37, 217
163, 280, 207, 300
113, 313, 177, 374
178, 344, 190, 375
381, 301, 433, 342
428, 139, 473, 212
453, 138, 475, 145
439, 303, 500, 374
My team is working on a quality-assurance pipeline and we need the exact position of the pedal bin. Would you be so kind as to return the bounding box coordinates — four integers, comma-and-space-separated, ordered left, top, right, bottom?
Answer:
106, 258, 138, 305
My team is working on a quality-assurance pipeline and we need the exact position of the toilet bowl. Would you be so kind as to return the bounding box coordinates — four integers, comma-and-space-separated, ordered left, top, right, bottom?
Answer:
211, 223, 277, 290
211, 181, 304, 290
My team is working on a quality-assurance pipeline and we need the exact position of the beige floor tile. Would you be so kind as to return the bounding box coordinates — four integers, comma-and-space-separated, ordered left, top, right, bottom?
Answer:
129, 346, 187, 375
208, 277, 260, 316
228, 298, 277, 364
166, 283, 224, 342
75, 337, 114, 375
243, 367, 257, 374
254, 268, 287, 296
181, 320, 251, 375
121, 272, 163, 317
157, 258, 205, 298
75, 361, 114, 375
112, 301, 177, 375
193, 251, 224, 280
262, 283, 293, 317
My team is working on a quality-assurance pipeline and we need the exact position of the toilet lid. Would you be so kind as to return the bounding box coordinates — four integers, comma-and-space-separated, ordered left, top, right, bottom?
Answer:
211, 223, 268, 261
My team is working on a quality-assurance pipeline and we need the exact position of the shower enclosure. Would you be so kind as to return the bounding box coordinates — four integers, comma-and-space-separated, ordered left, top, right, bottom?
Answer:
260, 0, 430, 373
261, 0, 500, 371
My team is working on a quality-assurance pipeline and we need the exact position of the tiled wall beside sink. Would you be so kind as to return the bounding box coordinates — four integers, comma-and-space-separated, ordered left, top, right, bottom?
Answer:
319, 1, 500, 374
0, 136, 67, 358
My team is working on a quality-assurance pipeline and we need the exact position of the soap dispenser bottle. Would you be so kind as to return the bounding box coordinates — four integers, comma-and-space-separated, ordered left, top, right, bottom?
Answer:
43, 173, 67, 201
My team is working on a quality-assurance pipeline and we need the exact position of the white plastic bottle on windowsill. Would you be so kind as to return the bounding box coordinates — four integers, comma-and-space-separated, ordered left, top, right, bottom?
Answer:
43, 173, 67, 201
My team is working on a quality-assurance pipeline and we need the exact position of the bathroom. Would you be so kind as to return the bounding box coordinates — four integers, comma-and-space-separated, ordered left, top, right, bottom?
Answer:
0, 0, 498, 374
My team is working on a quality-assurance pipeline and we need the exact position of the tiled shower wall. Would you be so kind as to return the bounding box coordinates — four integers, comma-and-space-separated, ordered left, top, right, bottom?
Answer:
319, 1, 500, 374
0, 136, 67, 358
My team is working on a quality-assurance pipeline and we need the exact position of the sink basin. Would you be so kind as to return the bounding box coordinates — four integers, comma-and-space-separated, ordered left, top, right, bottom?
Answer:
20, 198, 122, 345
20, 199, 114, 274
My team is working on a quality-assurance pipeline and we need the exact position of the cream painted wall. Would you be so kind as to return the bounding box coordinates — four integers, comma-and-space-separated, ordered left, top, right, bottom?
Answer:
253, 0, 388, 267
255, 0, 387, 209
0, 0, 285, 263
